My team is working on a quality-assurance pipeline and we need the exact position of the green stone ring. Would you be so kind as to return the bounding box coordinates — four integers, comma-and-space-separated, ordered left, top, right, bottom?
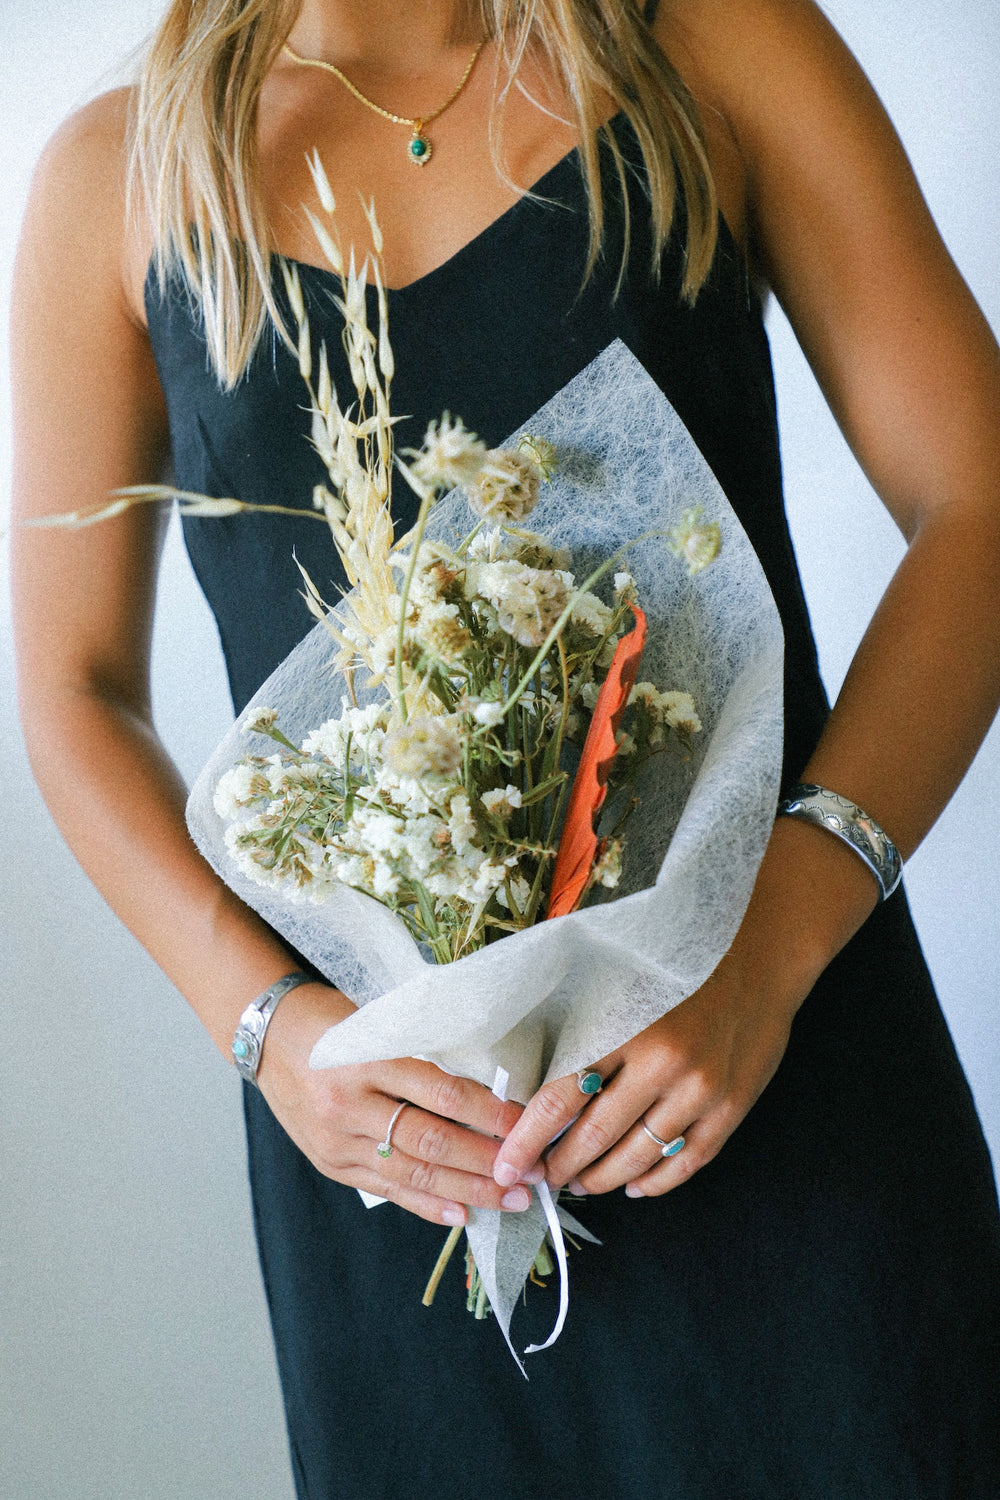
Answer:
576, 1069, 603, 1097
376, 1101, 408, 1160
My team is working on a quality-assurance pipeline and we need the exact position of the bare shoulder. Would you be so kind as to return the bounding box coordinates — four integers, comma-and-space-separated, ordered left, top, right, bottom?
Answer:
19, 86, 149, 326
652, 0, 903, 278
654, 0, 869, 123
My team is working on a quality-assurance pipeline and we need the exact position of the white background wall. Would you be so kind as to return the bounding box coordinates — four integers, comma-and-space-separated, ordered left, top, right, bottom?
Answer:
1, 4, 997, 1496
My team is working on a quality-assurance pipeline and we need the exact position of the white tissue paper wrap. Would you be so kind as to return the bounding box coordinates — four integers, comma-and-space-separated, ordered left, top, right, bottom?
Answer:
187, 340, 785, 1368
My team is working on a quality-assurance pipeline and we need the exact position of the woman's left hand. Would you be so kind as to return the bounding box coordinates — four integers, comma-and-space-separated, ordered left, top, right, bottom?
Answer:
492, 962, 800, 1198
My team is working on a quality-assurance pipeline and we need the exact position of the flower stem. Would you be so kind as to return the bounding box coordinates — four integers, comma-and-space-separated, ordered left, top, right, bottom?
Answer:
394, 480, 438, 721
421, 1225, 465, 1307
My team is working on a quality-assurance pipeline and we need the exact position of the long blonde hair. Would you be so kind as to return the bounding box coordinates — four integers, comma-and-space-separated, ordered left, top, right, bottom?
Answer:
130, 0, 717, 388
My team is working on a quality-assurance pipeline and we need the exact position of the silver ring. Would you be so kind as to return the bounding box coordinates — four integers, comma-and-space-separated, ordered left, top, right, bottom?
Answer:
640, 1121, 686, 1159
576, 1069, 603, 1096
376, 1101, 408, 1159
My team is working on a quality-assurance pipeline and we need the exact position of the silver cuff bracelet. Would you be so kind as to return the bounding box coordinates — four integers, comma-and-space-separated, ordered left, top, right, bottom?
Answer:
776, 783, 903, 902
232, 970, 313, 1086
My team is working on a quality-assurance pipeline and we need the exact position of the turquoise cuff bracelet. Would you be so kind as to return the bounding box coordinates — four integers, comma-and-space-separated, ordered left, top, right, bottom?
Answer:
777, 783, 903, 902
232, 970, 313, 1086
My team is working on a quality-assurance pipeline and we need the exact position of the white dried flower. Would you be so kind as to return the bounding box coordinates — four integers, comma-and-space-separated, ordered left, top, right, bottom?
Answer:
475, 562, 569, 649
512, 533, 573, 573
659, 691, 703, 735
415, 601, 472, 663
243, 707, 278, 735
571, 591, 614, 637
468, 699, 505, 728
614, 571, 637, 601
495, 873, 532, 912
470, 856, 519, 902
667, 506, 721, 576
465, 448, 540, 524
409, 415, 488, 491
481, 785, 523, 819
301, 700, 390, 764
593, 839, 623, 889
383, 716, 462, 779
447, 793, 477, 854
213, 764, 258, 819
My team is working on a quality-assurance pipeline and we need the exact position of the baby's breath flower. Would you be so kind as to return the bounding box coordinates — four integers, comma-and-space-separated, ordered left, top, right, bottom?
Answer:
592, 839, 624, 889
383, 716, 462, 779
666, 506, 722, 576
480, 785, 523, 820
470, 856, 519, 902
474, 562, 569, 649
465, 448, 540, 524
243, 707, 278, 735
495, 873, 533, 912
614, 571, 637, 601
468, 698, 505, 728
408, 415, 488, 491
447, 793, 477, 854
571, 591, 614, 637
659, 691, 703, 735
213, 764, 259, 819
301, 700, 390, 764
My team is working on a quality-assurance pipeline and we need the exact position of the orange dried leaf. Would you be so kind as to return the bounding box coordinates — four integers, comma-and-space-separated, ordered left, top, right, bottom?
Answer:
546, 605, 647, 919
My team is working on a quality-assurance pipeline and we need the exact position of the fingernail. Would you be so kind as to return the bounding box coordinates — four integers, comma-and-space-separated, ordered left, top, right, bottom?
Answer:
625, 1183, 644, 1199
501, 1187, 531, 1211
521, 1164, 546, 1185
442, 1206, 466, 1225
494, 1162, 519, 1188
567, 1179, 587, 1197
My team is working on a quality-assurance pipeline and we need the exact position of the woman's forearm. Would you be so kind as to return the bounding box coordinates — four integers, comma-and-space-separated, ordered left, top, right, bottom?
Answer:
20, 682, 320, 1060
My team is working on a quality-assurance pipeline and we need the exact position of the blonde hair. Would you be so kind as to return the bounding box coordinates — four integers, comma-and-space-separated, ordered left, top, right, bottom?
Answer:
130, 0, 717, 388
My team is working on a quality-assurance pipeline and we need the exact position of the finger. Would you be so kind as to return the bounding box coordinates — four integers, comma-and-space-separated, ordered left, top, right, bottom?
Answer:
621, 1110, 733, 1198
389, 1103, 535, 1181
375, 1145, 536, 1214
539, 1069, 661, 1187
337, 1164, 470, 1228
386, 1060, 525, 1141
492, 1069, 609, 1187
568, 1110, 694, 1195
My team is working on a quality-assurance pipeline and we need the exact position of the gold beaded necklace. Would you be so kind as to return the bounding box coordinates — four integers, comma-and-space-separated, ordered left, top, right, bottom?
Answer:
282, 39, 486, 166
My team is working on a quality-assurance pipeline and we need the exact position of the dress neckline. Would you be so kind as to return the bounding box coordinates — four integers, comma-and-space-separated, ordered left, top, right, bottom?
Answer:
286, 130, 591, 299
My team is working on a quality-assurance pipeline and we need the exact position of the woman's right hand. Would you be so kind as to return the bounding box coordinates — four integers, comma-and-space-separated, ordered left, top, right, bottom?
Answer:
256, 982, 536, 1225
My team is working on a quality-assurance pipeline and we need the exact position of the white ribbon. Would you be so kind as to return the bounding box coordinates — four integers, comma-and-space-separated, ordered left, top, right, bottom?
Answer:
491, 1066, 572, 1361
524, 1179, 570, 1356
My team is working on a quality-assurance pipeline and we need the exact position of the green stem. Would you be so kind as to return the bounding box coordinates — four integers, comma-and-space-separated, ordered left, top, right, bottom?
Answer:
395, 481, 439, 722
421, 1225, 465, 1307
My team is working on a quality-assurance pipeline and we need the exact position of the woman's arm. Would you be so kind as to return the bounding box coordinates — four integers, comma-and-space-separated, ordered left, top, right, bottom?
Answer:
11, 91, 529, 1226
493, 0, 1000, 1194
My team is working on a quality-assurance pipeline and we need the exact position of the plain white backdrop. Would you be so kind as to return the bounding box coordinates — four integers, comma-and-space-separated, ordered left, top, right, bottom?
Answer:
2, 4, 997, 1497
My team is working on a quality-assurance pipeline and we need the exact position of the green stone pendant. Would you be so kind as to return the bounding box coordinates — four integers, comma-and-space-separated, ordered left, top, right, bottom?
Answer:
408, 128, 432, 166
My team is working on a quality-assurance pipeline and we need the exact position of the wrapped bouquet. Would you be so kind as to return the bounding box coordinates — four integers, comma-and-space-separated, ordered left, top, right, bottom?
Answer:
180, 225, 784, 1367
48, 185, 784, 1367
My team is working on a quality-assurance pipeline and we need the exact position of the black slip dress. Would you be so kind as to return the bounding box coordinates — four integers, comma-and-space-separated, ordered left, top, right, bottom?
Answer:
145, 114, 1000, 1500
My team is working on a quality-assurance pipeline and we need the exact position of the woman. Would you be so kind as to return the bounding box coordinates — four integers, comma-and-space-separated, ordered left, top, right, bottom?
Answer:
11, 0, 1000, 1495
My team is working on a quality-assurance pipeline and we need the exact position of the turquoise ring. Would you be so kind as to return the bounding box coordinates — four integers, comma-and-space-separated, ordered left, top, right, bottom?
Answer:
576, 1069, 603, 1097
641, 1121, 686, 1158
